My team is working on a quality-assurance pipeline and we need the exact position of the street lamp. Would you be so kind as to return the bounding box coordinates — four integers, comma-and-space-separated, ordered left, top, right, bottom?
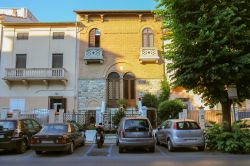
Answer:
227, 84, 238, 122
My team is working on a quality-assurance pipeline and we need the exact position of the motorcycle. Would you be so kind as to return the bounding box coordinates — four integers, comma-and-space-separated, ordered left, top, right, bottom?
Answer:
95, 124, 105, 148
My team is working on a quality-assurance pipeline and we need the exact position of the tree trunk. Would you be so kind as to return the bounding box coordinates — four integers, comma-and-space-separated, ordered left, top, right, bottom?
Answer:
221, 101, 232, 131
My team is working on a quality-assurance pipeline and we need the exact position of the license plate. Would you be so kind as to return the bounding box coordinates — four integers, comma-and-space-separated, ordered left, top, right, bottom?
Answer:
0, 135, 4, 138
42, 140, 54, 144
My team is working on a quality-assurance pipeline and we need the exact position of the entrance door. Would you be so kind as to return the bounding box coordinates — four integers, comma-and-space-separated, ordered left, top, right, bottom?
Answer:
49, 97, 66, 112
107, 72, 120, 107
123, 72, 136, 107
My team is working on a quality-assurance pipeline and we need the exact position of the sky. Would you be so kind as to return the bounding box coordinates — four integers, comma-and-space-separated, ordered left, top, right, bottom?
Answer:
0, 0, 158, 22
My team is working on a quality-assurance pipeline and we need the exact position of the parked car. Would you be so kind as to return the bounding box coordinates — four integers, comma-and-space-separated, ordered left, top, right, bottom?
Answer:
155, 119, 205, 152
30, 122, 85, 155
0, 118, 42, 153
237, 118, 250, 130
116, 116, 155, 153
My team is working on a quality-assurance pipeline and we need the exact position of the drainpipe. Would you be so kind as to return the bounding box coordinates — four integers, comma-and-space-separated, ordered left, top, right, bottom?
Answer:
74, 21, 79, 113
0, 16, 3, 68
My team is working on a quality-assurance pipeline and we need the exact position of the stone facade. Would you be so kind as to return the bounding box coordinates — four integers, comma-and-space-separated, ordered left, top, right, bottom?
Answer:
137, 79, 162, 98
78, 79, 106, 110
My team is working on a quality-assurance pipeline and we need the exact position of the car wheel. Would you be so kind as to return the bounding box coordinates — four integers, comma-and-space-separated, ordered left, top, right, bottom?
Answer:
155, 135, 160, 145
167, 139, 174, 152
16, 140, 27, 154
119, 146, 124, 153
97, 142, 102, 148
35, 151, 42, 155
149, 146, 155, 153
81, 139, 85, 146
198, 146, 205, 151
116, 139, 119, 146
68, 142, 74, 154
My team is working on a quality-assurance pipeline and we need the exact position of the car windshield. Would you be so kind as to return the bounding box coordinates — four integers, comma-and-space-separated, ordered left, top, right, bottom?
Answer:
124, 119, 149, 132
40, 124, 68, 133
176, 121, 200, 130
0, 121, 16, 130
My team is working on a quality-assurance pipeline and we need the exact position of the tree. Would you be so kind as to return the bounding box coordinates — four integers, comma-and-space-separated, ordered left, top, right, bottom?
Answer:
155, 0, 250, 131
142, 93, 158, 108
158, 99, 184, 122
159, 79, 171, 103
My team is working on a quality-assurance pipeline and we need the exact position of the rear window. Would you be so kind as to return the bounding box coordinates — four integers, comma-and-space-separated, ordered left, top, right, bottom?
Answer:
124, 119, 149, 132
176, 121, 200, 130
41, 124, 68, 133
0, 121, 17, 130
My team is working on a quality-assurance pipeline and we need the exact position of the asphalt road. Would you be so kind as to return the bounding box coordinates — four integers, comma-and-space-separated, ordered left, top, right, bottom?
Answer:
0, 144, 249, 166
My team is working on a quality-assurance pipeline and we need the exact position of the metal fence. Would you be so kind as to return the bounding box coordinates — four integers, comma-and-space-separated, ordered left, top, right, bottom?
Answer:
20, 109, 49, 125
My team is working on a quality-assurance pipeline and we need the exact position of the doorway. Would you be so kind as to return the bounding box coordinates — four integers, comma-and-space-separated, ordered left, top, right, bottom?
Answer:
123, 72, 136, 107
49, 97, 66, 112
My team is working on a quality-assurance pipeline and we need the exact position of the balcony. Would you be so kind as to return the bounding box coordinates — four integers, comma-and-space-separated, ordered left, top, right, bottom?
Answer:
3, 68, 67, 87
84, 47, 104, 64
139, 47, 160, 63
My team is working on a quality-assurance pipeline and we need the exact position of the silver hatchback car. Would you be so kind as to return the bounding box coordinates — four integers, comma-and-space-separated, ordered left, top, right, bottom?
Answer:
155, 119, 205, 152
116, 116, 155, 153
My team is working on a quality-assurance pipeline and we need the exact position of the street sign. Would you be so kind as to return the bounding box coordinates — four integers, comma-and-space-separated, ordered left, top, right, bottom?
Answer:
227, 84, 238, 99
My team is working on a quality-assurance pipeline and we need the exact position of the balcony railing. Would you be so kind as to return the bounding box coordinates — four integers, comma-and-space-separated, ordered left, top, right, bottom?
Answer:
139, 47, 160, 63
84, 47, 104, 64
3, 68, 67, 85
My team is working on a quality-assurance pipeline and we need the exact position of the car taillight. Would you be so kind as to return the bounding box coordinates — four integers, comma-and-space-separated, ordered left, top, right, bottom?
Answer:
173, 122, 177, 130
31, 137, 39, 144
12, 129, 21, 137
120, 130, 125, 138
56, 136, 67, 144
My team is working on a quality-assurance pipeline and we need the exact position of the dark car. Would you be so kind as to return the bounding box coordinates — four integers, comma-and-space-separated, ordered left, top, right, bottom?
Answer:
116, 116, 155, 153
30, 122, 85, 155
0, 118, 42, 153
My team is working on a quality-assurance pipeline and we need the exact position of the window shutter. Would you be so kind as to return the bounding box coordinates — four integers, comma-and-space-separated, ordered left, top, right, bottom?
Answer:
89, 29, 96, 47
16, 54, 27, 68
149, 34, 154, 47
52, 54, 63, 68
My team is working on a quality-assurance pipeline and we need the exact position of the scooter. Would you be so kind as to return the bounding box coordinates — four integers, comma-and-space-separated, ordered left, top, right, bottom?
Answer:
95, 124, 105, 148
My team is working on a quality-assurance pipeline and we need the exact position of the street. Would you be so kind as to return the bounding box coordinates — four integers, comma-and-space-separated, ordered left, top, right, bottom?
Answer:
0, 144, 249, 166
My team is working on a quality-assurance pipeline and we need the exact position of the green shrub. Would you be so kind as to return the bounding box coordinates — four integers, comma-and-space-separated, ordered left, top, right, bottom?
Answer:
142, 93, 158, 108
205, 123, 250, 154
113, 110, 126, 126
159, 79, 170, 103
158, 99, 184, 121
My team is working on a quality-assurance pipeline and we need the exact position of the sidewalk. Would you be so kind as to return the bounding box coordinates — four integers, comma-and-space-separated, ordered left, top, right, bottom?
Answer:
85, 130, 117, 144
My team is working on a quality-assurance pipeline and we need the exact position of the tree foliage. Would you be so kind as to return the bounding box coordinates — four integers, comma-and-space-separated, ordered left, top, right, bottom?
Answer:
155, 0, 250, 130
142, 93, 159, 108
158, 99, 184, 121
159, 79, 171, 103
113, 110, 126, 126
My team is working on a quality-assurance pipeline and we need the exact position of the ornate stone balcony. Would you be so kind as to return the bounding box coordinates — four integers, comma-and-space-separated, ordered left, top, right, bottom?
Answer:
3, 68, 67, 87
139, 47, 160, 63
84, 47, 104, 64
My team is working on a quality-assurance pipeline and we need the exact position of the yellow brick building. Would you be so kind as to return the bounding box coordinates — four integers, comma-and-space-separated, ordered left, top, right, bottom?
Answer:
75, 10, 164, 111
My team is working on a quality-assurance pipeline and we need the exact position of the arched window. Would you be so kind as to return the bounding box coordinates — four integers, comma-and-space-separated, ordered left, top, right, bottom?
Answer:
142, 28, 154, 47
123, 72, 136, 106
89, 28, 100, 47
107, 72, 120, 107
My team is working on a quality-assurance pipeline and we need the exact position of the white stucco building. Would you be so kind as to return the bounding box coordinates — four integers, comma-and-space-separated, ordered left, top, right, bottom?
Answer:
0, 22, 78, 113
